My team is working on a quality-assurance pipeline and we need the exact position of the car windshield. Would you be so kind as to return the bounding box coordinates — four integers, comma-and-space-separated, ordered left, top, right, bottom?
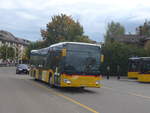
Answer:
18, 64, 28, 69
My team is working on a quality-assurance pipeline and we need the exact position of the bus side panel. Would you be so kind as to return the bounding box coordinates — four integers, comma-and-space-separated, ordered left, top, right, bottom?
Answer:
30, 68, 55, 84
42, 70, 47, 82
35, 69, 39, 79
45, 71, 50, 83
128, 72, 139, 79
30, 68, 36, 78
60, 74, 102, 88
41, 70, 51, 83
138, 74, 150, 82
29, 69, 34, 77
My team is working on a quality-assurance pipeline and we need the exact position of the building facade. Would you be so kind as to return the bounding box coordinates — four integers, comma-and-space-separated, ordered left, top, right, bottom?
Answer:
110, 34, 150, 46
0, 30, 30, 64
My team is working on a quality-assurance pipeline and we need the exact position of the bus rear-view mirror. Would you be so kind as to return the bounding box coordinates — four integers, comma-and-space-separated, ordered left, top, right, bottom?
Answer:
62, 48, 67, 56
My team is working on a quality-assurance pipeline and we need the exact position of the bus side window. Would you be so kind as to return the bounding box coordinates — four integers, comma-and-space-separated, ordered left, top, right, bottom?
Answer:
46, 51, 53, 68
53, 51, 62, 69
46, 50, 61, 70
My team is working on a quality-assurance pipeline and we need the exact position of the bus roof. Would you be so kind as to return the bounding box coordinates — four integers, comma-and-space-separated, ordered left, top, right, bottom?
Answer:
31, 42, 101, 55
50, 42, 101, 48
31, 50, 38, 54
128, 57, 150, 61
140, 57, 150, 61
128, 57, 140, 60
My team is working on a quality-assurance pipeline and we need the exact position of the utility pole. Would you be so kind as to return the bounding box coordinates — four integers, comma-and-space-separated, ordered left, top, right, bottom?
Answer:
107, 65, 110, 79
117, 65, 120, 80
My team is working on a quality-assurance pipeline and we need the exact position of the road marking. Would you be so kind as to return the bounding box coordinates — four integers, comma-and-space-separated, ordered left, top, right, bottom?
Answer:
30, 80, 99, 113
103, 86, 150, 100
128, 92, 150, 100
102, 86, 114, 90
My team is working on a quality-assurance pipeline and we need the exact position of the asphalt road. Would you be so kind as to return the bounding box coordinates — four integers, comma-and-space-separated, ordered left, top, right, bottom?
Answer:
0, 67, 150, 113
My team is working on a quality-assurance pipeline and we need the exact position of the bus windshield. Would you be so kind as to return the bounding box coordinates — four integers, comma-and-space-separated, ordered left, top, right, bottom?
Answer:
128, 60, 139, 72
63, 45, 101, 75
140, 61, 150, 74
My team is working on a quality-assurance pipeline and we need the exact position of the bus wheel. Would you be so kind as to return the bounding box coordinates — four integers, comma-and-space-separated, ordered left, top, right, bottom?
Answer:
79, 87, 85, 90
34, 78, 38, 81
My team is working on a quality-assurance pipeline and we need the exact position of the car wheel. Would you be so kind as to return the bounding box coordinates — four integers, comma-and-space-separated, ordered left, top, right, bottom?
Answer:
16, 70, 19, 74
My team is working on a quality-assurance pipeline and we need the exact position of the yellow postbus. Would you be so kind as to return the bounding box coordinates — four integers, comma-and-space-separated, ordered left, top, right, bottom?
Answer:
128, 57, 140, 79
138, 57, 150, 82
30, 42, 102, 88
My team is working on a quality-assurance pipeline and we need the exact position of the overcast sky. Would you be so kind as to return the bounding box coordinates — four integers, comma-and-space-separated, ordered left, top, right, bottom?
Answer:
0, 0, 150, 42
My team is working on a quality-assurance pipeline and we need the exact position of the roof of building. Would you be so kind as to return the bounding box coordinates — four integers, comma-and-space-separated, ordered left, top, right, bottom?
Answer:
112, 35, 143, 43
0, 30, 30, 46
110, 34, 150, 45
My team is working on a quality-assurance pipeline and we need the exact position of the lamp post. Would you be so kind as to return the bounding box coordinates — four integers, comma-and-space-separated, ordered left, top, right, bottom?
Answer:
107, 65, 110, 79
117, 65, 120, 80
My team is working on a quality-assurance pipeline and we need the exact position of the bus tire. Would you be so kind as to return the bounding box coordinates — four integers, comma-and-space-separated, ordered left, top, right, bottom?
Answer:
79, 87, 85, 90
34, 78, 38, 81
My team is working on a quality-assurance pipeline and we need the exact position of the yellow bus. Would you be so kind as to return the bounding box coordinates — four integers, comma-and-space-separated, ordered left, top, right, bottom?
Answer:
128, 57, 140, 79
30, 42, 102, 88
138, 57, 150, 82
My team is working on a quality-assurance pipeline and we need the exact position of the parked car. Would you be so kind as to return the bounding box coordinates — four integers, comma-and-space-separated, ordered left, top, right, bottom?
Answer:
16, 64, 30, 74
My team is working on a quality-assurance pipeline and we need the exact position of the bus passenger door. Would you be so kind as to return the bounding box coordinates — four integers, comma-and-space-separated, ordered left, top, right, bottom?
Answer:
53, 51, 62, 86
54, 67, 61, 86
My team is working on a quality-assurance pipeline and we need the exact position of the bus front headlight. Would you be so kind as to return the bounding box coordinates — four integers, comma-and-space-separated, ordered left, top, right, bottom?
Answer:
64, 79, 71, 84
96, 80, 100, 84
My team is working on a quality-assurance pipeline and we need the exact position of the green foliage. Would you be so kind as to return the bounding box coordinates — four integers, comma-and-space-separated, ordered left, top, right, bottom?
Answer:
41, 14, 93, 46
25, 14, 94, 59
101, 21, 150, 76
104, 21, 125, 43
25, 41, 45, 59
75, 35, 95, 43
0, 45, 15, 60
101, 42, 148, 76
136, 20, 150, 36
7, 47, 15, 60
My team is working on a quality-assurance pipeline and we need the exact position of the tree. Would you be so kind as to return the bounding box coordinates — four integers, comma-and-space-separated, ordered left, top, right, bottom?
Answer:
25, 14, 94, 59
0, 45, 6, 60
136, 20, 150, 36
104, 21, 125, 43
41, 14, 93, 46
101, 42, 148, 76
24, 41, 45, 59
0, 45, 15, 60
7, 47, 15, 60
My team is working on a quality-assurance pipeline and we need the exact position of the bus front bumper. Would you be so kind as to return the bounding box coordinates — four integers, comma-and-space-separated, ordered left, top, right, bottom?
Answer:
138, 74, 150, 82
128, 72, 139, 79
60, 74, 102, 88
